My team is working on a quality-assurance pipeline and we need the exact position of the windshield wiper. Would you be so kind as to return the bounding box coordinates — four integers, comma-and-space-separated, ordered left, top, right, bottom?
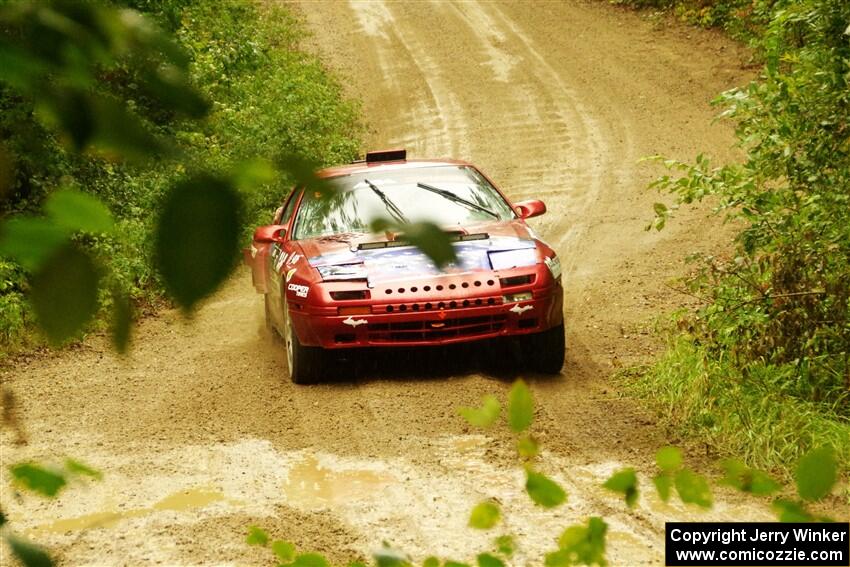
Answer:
416, 182, 499, 219
364, 179, 408, 224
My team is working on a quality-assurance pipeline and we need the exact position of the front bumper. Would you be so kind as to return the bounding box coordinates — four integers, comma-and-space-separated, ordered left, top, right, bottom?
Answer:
290, 284, 563, 349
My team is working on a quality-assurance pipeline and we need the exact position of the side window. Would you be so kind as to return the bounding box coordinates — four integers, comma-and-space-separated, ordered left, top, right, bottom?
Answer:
274, 187, 301, 225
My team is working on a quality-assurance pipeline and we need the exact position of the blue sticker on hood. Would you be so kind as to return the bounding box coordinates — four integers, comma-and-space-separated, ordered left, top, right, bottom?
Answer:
308, 236, 537, 285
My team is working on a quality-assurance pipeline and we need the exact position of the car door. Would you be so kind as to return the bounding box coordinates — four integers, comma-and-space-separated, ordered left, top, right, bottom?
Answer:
265, 187, 303, 327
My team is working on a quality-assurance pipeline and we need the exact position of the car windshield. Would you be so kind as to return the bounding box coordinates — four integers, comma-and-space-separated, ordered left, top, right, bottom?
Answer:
292, 165, 515, 239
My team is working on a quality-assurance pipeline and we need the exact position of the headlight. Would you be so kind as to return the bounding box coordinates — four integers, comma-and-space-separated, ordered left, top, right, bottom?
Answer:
544, 256, 561, 280
488, 248, 537, 270
503, 291, 533, 303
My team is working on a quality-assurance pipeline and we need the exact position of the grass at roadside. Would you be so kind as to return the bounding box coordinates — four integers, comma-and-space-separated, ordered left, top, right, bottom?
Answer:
624, 337, 850, 478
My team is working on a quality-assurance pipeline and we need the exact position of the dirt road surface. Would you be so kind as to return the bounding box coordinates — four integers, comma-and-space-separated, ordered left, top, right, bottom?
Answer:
1, 2, 769, 565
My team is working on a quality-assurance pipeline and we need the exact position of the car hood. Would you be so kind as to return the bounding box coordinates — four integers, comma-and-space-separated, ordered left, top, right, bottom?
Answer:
299, 220, 539, 286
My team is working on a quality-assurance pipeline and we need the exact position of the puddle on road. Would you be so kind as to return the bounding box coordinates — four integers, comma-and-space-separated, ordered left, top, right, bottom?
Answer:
283, 455, 394, 507
30, 488, 227, 535
39, 510, 143, 533
153, 488, 226, 511
449, 435, 487, 453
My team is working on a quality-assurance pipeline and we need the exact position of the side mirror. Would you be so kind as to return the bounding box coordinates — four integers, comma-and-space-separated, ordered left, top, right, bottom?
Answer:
514, 199, 547, 219
253, 224, 287, 243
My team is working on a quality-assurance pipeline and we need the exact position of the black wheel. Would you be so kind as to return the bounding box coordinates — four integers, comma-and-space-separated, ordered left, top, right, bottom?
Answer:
521, 323, 565, 374
283, 306, 325, 384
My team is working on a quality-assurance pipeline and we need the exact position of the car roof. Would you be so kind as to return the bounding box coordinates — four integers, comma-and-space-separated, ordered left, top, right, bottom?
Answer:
316, 158, 473, 179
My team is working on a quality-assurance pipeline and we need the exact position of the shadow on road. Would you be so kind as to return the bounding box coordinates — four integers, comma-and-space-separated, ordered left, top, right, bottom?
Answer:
324, 338, 563, 384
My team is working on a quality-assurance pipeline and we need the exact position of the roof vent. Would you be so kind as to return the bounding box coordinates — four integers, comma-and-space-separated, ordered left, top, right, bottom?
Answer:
366, 148, 406, 163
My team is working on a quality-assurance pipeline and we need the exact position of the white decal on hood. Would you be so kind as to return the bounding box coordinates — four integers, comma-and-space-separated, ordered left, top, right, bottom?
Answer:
509, 304, 534, 315
343, 316, 367, 327
287, 253, 301, 266
287, 283, 309, 298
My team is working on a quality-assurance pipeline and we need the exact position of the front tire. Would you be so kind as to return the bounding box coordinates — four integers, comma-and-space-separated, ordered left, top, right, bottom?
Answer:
284, 308, 325, 385
521, 323, 565, 374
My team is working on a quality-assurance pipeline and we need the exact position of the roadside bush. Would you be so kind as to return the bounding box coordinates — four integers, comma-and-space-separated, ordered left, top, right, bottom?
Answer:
637, 0, 850, 474
610, 0, 776, 42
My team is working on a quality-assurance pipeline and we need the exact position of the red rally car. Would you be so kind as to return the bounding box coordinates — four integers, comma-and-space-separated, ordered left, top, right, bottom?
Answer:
247, 149, 565, 384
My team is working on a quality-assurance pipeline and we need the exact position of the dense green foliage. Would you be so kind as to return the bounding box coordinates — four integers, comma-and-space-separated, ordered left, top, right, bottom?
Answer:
637, 0, 850, 473
0, 0, 360, 353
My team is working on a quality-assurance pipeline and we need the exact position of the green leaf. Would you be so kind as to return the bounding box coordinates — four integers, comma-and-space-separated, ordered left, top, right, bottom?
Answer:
476, 553, 505, 567
38, 88, 96, 151
516, 434, 539, 459
30, 243, 100, 346
7, 535, 53, 567
603, 468, 638, 508
674, 469, 713, 508
559, 525, 587, 549
493, 535, 516, 557
278, 154, 335, 197
0, 45, 50, 90
245, 526, 268, 546
386, 220, 457, 269
0, 217, 69, 271
291, 554, 330, 567
9, 463, 66, 497
233, 158, 278, 192
655, 446, 682, 472
44, 189, 114, 234
720, 459, 780, 496
64, 459, 102, 480
348, 563, 368, 567
525, 469, 566, 508
111, 288, 132, 354
458, 395, 500, 428
155, 175, 242, 311
508, 380, 533, 433
374, 545, 412, 567
139, 66, 210, 119
652, 474, 672, 502
89, 93, 167, 160
444, 562, 470, 567
795, 447, 836, 502
772, 499, 814, 522
544, 549, 571, 567
469, 500, 501, 530
422, 558, 440, 567
554, 517, 607, 567
271, 541, 296, 562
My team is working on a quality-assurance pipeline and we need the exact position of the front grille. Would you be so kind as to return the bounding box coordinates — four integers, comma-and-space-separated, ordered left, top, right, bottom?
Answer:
367, 314, 507, 343
376, 296, 502, 313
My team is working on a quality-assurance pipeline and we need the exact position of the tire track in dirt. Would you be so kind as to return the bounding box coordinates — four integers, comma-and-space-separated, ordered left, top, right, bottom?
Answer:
2, 2, 771, 565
